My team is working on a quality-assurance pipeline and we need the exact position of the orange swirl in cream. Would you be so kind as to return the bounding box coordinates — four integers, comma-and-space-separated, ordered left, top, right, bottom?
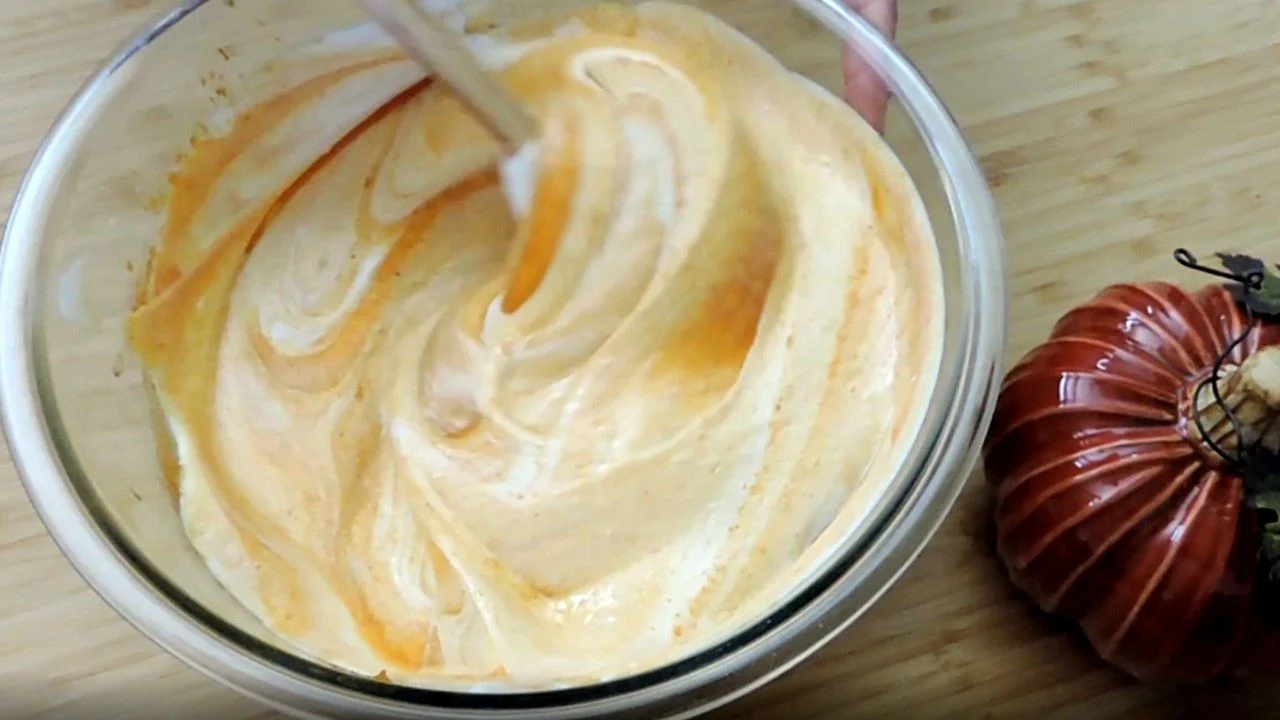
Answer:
130, 1, 943, 687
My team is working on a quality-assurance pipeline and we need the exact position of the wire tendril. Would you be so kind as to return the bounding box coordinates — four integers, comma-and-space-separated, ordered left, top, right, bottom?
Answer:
1174, 248, 1269, 487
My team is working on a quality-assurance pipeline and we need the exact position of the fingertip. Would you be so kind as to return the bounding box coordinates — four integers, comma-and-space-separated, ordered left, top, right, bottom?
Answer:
844, 0, 898, 39
842, 46, 890, 135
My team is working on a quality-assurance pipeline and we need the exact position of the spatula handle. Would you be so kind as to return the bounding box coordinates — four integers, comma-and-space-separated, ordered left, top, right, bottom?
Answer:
360, 0, 540, 148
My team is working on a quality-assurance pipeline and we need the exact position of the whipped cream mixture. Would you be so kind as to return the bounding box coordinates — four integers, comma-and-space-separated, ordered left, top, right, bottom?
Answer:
130, 1, 943, 687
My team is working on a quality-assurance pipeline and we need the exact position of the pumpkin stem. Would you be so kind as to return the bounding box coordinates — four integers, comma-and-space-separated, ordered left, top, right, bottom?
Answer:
1194, 345, 1280, 456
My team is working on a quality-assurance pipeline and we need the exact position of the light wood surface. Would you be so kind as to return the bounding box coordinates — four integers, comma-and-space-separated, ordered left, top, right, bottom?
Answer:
5, 0, 1280, 718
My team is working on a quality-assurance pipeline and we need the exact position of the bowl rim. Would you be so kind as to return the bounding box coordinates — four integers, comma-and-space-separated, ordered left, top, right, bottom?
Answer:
0, 1, 1007, 717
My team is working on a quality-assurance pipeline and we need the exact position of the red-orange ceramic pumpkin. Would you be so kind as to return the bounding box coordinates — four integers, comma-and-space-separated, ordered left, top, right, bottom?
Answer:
984, 279, 1280, 681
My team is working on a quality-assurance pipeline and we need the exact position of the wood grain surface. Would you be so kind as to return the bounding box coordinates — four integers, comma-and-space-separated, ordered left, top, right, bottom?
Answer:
5, 0, 1280, 718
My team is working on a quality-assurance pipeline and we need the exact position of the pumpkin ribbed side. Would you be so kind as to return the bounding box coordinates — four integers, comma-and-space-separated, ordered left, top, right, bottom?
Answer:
984, 283, 1280, 682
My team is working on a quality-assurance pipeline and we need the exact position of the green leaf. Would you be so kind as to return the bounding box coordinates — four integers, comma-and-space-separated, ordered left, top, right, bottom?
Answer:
1214, 253, 1280, 318
1259, 270, 1280, 305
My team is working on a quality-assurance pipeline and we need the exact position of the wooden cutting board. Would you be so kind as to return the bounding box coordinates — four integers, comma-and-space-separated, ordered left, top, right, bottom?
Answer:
4, 0, 1280, 717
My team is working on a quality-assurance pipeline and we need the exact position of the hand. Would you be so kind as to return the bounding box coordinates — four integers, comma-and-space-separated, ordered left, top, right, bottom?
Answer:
841, 0, 898, 134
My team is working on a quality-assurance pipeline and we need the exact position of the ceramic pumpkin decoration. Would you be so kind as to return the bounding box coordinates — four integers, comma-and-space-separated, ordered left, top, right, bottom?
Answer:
984, 250, 1280, 682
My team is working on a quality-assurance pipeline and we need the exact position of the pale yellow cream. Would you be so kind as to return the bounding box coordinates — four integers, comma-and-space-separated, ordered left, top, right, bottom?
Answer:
130, 1, 943, 688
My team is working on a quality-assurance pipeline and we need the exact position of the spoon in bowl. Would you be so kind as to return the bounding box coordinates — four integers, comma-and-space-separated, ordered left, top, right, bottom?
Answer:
359, 0, 540, 150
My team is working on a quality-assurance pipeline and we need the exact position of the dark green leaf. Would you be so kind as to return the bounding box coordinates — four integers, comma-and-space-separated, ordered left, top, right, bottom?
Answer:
1241, 288, 1280, 317
1218, 252, 1268, 277
1227, 282, 1280, 317
1251, 486, 1280, 580
1247, 463, 1280, 494
1214, 253, 1280, 318
1254, 490, 1280, 580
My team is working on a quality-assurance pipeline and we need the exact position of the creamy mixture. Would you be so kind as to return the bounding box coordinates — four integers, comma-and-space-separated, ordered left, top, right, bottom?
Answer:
130, 1, 943, 687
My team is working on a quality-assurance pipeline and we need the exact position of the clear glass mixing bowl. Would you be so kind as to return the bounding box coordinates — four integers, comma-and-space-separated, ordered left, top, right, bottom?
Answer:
0, 1, 1005, 717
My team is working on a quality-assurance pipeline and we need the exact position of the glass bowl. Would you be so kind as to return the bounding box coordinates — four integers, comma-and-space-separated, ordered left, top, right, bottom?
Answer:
0, 0, 1005, 717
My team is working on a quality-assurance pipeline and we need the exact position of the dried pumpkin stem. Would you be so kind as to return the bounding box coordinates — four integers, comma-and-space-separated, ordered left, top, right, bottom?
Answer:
1196, 345, 1280, 455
